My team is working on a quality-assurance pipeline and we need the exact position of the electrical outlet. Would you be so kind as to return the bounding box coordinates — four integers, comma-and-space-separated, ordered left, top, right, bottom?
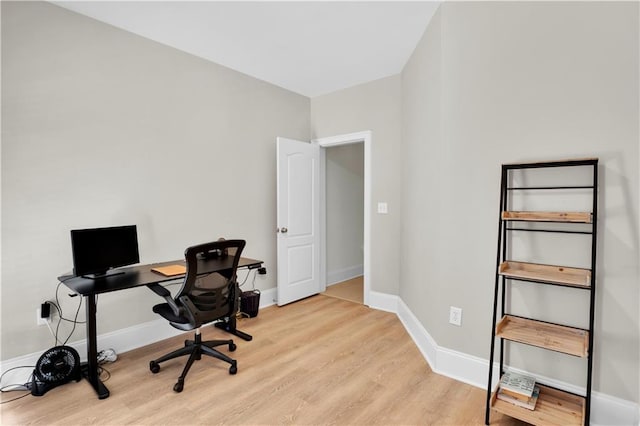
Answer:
36, 308, 51, 326
449, 306, 462, 326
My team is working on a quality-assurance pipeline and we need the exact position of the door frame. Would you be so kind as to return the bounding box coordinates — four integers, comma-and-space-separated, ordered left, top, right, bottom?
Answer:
313, 130, 371, 306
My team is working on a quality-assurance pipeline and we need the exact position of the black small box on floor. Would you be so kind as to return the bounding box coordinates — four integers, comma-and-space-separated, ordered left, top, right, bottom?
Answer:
240, 290, 260, 318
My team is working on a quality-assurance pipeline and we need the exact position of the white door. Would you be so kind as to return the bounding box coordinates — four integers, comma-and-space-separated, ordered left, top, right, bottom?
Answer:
276, 137, 320, 306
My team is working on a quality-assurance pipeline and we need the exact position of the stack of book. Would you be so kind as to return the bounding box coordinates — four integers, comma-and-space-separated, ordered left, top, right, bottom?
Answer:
497, 371, 540, 410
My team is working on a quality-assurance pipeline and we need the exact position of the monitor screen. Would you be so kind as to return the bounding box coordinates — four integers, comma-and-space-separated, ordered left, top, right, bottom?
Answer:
70, 225, 140, 277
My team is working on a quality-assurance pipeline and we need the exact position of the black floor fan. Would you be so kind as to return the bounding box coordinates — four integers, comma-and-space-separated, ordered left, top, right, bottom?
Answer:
31, 346, 81, 396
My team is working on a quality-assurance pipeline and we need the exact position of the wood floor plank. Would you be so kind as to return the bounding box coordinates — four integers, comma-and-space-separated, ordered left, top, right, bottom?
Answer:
0, 295, 521, 425
322, 276, 363, 304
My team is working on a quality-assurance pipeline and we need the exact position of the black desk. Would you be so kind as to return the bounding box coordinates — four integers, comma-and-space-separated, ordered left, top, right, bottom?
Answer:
58, 256, 262, 399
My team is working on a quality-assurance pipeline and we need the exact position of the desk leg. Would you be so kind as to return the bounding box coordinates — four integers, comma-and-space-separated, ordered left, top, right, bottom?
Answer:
215, 316, 252, 341
82, 294, 110, 399
214, 285, 252, 341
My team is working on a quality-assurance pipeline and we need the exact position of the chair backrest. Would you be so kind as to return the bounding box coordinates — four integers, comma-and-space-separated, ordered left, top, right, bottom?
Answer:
175, 239, 246, 327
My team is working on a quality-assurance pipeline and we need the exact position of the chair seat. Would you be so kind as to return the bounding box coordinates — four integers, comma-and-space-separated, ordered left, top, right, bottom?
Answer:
152, 303, 189, 325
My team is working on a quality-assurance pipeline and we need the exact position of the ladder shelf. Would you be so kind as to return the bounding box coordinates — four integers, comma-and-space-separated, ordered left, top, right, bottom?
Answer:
485, 158, 598, 426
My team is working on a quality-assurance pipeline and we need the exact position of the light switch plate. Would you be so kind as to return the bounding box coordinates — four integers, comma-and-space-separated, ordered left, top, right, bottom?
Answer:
377, 202, 388, 214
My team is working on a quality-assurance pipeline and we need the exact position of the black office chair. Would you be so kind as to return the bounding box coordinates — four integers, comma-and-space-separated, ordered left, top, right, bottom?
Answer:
147, 239, 246, 392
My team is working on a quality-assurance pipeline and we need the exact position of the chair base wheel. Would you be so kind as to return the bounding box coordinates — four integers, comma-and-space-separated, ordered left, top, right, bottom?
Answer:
150, 361, 160, 374
229, 363, 237, 375
229, 342, 237, 352
173, 380, 184, 393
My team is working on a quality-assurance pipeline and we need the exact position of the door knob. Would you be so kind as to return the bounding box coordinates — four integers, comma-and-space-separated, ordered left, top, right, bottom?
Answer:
280, 227, 288, 233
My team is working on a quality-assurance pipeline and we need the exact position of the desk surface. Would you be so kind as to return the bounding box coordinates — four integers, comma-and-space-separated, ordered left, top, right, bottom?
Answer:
59, 256, 262, 296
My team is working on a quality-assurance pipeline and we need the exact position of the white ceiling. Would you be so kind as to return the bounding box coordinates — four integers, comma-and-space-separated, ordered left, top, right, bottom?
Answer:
52, 1, 441, 97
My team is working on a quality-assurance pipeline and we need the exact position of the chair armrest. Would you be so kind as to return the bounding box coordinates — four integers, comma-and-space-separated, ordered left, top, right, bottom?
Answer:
147, 283, 184, 317
178, 295, 199, 325
147, 283, 171, 298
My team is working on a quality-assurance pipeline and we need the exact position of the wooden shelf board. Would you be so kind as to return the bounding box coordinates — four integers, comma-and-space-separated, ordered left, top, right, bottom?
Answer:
492, 384, 585, 426
502, 211, 592, 223
499, 261, 591, 288
496, 315, 588, 357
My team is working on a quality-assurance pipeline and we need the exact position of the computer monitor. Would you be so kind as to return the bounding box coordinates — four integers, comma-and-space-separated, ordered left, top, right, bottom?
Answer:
70, 225, 140, 278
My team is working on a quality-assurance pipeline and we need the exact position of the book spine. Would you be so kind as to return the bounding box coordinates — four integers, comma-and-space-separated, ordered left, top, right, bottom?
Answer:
501, 388, 531, 401
496, 393, 536, 410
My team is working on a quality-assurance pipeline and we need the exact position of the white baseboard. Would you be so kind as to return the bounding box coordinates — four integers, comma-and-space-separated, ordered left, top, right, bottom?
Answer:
258, 287, 277, 308
589, 390, 640, 426
396, 296, 437, 367
0, 318, 185, 386
396, 297, 489, 388
367, 290, 399, 313
2, 288, 637, 425
1, 287, 280, 388
326, 264, 363, 286
393, 295, 640, 426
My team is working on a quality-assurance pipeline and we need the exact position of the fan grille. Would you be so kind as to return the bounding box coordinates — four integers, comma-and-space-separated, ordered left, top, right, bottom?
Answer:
35, 346, 80, 383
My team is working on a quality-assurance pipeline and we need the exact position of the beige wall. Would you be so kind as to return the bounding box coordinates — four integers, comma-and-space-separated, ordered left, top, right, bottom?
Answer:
401, 2, 639, 402
1, 1, 309, 359
326, 144, 364, 282
400, 5, 445, 354
311, 75, 403, 295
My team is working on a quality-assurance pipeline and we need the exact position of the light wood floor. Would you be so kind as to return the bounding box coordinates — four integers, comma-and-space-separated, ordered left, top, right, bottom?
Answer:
1, 295, 521, 425
322, 276, 363, 304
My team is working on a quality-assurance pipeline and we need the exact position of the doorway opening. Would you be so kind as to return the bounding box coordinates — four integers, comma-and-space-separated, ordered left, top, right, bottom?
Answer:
321, 142, 364, 304
314, 131, 371, 306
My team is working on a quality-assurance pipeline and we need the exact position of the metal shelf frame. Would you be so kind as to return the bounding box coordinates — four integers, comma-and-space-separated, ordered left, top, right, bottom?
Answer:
485, 158, 598, 426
